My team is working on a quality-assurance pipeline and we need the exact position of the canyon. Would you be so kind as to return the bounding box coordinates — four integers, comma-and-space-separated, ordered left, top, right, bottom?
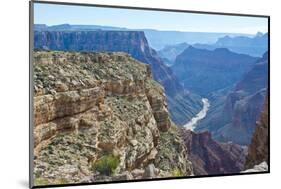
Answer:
32, 27, 269, 185
196, 52, 268, 145
34, 30, 203, 126
184, 98, 210, 131
172, 46, 258, 96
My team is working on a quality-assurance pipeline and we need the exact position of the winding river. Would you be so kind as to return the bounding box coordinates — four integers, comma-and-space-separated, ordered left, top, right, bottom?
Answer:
184, 98, 210, 131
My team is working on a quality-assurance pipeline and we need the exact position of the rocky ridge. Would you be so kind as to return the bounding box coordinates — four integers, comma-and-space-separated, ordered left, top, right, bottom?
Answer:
33, 51, 193, 185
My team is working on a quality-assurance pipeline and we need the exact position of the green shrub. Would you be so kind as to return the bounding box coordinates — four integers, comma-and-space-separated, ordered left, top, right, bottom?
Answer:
92, 154, 120, 176
171, 168, 184, 177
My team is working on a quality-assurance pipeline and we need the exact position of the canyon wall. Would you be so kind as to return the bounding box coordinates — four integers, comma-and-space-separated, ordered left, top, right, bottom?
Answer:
34, 30, 203, 126
181, 130, 247, 175
33, 51, 193, 185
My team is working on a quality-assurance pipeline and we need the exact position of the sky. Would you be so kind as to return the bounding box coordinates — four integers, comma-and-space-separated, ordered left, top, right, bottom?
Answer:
34, 2, 268, 34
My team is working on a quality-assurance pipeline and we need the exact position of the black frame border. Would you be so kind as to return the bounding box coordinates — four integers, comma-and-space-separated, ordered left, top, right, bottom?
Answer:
29, 0, 270, 188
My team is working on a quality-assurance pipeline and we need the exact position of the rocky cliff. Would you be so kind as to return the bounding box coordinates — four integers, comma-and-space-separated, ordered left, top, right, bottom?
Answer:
181, 130, 247, 175
244, 95, 268, 170
34, 31, 183, 97
33, 51, 193, 186
34, 30, 202, 126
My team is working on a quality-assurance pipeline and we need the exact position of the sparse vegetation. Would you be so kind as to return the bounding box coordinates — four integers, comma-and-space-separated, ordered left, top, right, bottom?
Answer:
91, 154, 120, 176
34, 177, 49, 186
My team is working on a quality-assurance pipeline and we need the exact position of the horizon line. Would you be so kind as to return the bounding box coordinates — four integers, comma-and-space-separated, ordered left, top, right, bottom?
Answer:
34, 23, 265, 35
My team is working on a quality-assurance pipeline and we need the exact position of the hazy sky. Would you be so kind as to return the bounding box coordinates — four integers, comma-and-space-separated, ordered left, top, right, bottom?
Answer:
34, 3, 268, 34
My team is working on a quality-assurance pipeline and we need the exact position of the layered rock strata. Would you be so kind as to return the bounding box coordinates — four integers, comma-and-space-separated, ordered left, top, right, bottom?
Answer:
34, 30, 203, 126
33, 51, 192, 185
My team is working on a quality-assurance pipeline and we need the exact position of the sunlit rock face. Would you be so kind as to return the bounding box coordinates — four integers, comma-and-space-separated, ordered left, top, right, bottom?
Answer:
33, 51, 193, 185
34, 30, 203, 126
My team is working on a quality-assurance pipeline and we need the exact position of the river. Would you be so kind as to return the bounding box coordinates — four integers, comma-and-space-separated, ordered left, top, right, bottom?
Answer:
184, 98, 210, 131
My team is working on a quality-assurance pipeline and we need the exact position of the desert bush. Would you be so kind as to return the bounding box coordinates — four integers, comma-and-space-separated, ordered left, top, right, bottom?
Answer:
92, 154, 120, 176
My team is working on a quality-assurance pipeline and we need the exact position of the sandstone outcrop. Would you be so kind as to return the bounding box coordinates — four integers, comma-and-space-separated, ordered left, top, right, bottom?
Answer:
33, 51, 192, 185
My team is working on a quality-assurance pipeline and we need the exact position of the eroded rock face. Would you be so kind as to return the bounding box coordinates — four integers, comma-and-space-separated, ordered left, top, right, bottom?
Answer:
244, 95, 269, 170
33, 51, 192, 185
34, 30, 203, 126
155, 125, 193, 176
181, 129, 247, 176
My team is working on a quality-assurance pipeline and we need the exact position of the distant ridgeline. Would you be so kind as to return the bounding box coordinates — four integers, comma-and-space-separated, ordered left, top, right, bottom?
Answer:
34, 28, 203, 126
34, 24, 255, 50
157, 32, 267, 66
193, 32, 268, 57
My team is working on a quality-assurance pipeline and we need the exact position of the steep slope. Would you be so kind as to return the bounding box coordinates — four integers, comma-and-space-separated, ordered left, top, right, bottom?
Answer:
181, 130, 247, 175
244, 95, 269, 170
172, 46, 258, 96
34, 30, 202, 125
193, 32, 268, 57
157, 42, 189, 66
196, 52, 268, 145
33, 51, 193, 186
